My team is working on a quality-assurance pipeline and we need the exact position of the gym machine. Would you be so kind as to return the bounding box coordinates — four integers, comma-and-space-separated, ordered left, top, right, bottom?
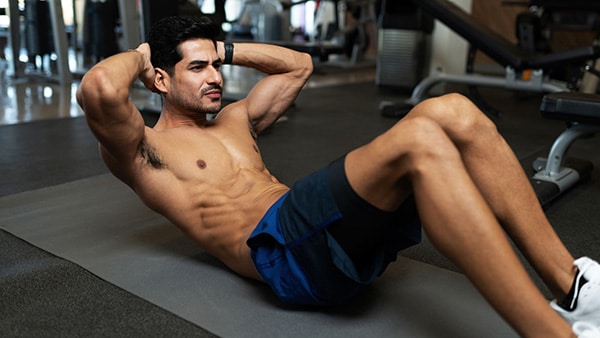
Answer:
6, 0, 71, 84
379, 0, 600, 118
376, 0, 433, 90
4, 0, 140, 84
227, 0, 376, 65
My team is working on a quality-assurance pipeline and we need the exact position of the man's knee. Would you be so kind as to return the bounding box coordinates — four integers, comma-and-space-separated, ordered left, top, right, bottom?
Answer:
411, 93, 496, 137
387, 116, 461, 170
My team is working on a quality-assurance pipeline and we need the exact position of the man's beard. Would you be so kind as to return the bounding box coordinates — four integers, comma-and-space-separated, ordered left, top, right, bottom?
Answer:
170, 84, 222, 115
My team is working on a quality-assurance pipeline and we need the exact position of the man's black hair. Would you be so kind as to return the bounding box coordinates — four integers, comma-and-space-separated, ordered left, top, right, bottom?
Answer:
147, 16, 221, 75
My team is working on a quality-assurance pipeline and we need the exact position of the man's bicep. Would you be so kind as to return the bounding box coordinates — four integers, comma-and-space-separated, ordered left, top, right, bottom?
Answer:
245, 73, 303, 133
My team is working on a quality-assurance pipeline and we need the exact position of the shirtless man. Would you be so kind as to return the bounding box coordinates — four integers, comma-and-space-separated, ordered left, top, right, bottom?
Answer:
77, 16, 600, 337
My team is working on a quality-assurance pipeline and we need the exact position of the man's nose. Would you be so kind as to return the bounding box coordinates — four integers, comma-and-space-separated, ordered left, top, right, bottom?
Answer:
207, 66, 222, 84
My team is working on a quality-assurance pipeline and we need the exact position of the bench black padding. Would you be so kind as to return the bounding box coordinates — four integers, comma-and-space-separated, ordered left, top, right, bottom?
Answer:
541, 92, 600, 124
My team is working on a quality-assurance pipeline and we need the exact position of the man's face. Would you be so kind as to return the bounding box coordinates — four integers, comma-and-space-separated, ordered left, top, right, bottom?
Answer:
167, 38, 223, 115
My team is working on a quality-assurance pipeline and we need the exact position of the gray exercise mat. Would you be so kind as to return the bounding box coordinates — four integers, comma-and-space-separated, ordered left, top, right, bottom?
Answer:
0, 174, 517, 337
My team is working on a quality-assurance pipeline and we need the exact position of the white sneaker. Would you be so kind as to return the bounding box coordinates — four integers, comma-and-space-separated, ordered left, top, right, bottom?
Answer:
573, 321, 600, 338
551, 257, 600, 326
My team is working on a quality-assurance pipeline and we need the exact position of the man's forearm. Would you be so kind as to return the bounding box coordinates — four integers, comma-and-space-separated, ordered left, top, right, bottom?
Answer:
217, 41, 312, 76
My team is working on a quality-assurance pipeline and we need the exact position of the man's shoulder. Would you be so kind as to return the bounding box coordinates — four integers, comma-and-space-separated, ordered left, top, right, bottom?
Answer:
217, 99, 250, 119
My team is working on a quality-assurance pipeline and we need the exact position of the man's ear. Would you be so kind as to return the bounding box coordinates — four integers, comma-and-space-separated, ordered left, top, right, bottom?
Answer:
153, 68, 169, 93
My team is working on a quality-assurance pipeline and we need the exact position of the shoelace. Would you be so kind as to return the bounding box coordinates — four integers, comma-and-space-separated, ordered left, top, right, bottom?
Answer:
573, 321, 600, 337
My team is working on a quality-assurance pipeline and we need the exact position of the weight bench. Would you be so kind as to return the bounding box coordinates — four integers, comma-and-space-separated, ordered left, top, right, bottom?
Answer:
380, 0, 600, 117
532, 92, 600, 205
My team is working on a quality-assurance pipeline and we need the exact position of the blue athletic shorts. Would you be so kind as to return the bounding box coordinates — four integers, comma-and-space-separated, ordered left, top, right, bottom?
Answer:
247, 156, 421, 306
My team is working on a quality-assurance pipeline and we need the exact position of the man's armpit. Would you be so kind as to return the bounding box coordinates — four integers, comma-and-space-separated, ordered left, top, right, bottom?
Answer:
139, 141, 166, 169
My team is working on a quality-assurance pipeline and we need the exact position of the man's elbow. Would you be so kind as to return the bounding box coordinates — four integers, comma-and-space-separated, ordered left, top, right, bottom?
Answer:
77, 67, 121, 108
78, 69, 102, 105
296, 52, 314, 82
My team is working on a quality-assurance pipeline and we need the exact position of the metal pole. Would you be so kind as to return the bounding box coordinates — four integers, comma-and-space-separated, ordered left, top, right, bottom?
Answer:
71, 0, 78, 54
7, 0, 22, 78
48, 0, 72, 84
118, 0, 141, 49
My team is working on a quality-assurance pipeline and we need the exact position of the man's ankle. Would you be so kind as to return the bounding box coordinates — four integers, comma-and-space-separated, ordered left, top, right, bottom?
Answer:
557, 269, 589, 312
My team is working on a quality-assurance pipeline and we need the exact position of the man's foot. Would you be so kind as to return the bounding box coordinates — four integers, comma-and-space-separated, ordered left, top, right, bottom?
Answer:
572, 321, 600, 338
551, 257, 600, 326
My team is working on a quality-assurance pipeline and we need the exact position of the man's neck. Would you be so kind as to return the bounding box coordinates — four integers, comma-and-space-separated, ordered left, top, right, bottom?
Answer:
155, 110, 211, 130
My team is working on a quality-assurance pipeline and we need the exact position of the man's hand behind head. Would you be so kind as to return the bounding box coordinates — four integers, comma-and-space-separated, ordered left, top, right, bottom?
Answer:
135, 43, 159, 93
